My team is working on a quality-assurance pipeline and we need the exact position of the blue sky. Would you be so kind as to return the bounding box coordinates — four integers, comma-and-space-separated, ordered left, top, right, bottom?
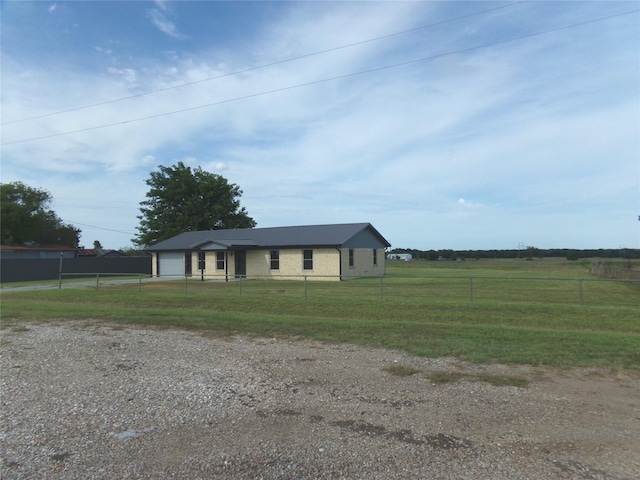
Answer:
2, 1, 639, 250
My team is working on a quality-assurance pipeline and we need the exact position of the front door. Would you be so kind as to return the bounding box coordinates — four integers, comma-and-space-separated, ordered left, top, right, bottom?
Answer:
235, 250, 246, 278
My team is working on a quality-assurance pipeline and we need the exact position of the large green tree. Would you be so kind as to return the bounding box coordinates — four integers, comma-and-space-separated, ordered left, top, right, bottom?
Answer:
135, 162, 256, 246
0, 181, 81, 247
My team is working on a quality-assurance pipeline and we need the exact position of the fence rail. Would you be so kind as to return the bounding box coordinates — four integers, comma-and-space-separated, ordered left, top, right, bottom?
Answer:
58, 273, 151, 291
52, 273, 640, 308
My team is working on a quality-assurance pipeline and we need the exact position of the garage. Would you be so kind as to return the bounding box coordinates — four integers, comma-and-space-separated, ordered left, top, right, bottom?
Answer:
157, 252, 183, 277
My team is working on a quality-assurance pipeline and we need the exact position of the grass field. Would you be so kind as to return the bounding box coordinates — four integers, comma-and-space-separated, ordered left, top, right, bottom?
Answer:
2, 258, 638, 369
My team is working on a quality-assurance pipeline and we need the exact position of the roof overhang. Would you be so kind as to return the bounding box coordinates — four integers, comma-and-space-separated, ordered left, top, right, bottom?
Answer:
193, 239, 258, 250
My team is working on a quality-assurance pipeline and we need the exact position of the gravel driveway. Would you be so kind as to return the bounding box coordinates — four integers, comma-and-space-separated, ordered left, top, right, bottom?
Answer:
1, 322, 638, 479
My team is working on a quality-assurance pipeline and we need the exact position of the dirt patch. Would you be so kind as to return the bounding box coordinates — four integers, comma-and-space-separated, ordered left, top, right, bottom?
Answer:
1, 322, 639, 479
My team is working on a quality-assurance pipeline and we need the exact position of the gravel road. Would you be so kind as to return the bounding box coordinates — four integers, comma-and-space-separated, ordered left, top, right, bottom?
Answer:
1, 321, 639, 479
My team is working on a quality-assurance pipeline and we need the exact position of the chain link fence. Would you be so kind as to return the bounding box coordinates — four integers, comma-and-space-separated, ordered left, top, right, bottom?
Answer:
590, 260, 640, 281
66, 273, 640, 308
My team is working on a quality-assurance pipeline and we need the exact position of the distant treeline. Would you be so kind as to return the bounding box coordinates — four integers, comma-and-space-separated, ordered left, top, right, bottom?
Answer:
388, 247, 640, 261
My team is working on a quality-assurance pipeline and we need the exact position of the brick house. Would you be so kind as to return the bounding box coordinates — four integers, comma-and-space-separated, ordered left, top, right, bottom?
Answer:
144, 223, 391, 280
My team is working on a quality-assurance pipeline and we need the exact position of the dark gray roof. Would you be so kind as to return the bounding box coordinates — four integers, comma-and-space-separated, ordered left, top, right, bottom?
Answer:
144, 223, 390, 251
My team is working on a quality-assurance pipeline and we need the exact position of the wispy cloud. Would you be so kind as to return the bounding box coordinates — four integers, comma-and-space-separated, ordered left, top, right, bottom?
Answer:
147, 4, 186, 39
154, 0, 168, 13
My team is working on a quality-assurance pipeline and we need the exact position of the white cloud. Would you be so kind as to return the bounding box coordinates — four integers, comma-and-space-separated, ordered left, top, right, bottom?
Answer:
210, 161, 228, 172
147, 8, 186, 39
154, 0, 168, 13
48, 3, 57, 14
107, 67, 137, 84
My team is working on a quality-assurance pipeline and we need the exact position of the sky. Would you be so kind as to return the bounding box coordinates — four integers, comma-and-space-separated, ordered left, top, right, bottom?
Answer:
1, 1, 639, 251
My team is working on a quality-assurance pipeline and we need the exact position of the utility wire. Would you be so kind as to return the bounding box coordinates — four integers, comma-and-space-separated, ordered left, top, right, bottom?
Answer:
3, 7, 638, 147
62, 219, 136, 236
2, 1, 526, 126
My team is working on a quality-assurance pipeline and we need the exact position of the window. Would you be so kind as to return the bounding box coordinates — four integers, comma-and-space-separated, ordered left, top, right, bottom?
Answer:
270, 250, 280, 270
303, 249, 313, 270
373, 249, 377, 266
197, 251, 205, 271
216, 251, 225, 270
349, 249, 354, 268
185, 252, 193, 275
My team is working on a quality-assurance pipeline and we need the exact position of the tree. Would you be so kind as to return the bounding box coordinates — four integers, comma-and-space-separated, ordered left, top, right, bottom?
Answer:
566, 250, 580, 261
0, 181, 81, 247
525, 246, 541, 260
134, 162, 256, 246
93, 240, 103, 250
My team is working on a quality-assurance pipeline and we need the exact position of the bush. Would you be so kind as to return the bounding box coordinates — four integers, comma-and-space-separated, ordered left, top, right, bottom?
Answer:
567, 251, 580, 261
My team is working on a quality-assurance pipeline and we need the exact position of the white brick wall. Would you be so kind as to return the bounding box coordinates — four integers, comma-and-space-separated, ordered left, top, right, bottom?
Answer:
340, 248, 385, 279
246, 248, 341, 280
154, 247, 386, 280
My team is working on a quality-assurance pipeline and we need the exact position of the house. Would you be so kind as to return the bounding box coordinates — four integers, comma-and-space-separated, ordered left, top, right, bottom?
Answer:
387, 253, 412, 261
144, 223, 391, 280
76, 248, 125, 257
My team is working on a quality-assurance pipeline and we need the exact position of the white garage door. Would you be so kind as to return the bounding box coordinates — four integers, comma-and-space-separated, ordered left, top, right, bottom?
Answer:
158, 252, 183, 277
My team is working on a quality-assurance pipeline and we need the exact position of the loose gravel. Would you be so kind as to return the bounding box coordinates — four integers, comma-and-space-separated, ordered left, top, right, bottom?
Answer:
1, 321, 639, 479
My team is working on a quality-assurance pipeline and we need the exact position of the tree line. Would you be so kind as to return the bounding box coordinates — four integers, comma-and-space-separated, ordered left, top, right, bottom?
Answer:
388, 247, 640, 261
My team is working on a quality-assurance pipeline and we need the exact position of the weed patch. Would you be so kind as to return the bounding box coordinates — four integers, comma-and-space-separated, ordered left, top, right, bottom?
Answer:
426, 370, 529, 388
425, 371, 466, 384
10, 325, 30, 333
382, 364, 421, 377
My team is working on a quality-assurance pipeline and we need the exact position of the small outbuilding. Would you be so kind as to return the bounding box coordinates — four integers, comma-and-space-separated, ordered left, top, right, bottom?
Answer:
144, 222, 391, 280
387, 253, 412, 261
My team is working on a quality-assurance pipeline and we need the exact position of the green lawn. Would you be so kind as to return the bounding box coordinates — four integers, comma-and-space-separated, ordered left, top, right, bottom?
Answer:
2, 258, 638, 369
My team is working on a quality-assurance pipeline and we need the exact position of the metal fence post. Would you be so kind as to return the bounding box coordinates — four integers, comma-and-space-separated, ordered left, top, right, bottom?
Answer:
239, 276, 243, 296
380, 275, 384, 299
138, 274, 142, 293
58, 253, 63, 289
304, 275, 308, 299
578, 279, 584, 306
96, 274, 100, 290
469, 277, 473, 303
184, 275, 188, 294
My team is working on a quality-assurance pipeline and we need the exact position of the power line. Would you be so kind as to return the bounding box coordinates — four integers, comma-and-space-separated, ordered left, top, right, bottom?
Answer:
1, 1, 526, 126
3, 8, 637, 147
63, 219, 136, 236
